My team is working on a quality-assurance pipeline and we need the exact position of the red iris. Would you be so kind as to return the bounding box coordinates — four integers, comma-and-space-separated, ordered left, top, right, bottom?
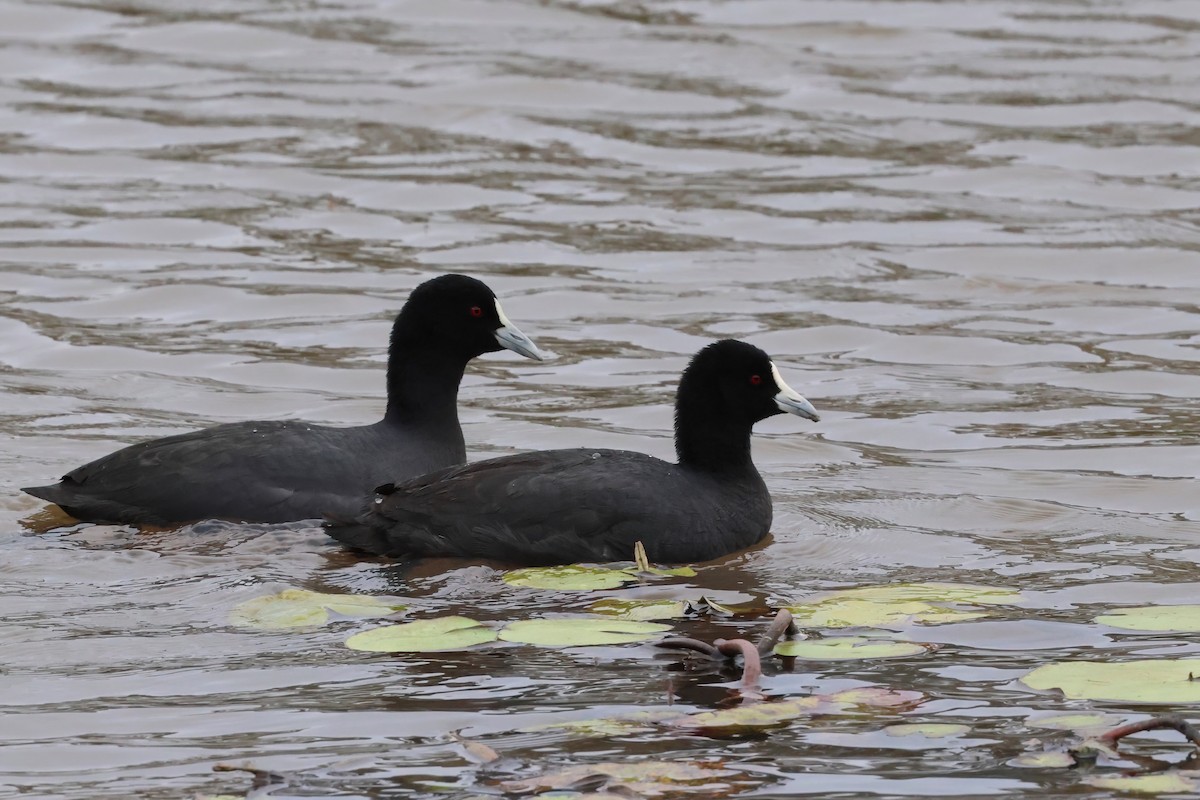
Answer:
750, 374, 762, 385
470, 306, 483, 317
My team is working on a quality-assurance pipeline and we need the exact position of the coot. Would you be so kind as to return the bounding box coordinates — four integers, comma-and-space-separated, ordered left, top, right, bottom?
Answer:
23, 274, 547, 526
325, 339, 818, 565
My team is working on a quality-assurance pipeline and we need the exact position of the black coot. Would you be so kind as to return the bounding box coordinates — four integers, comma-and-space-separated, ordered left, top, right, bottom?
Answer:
325, 339, 819, 565
22, 274, 547, 526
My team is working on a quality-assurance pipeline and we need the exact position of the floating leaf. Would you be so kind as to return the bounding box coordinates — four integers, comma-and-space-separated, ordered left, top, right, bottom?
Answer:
1085, 773, 1200, 793
884, 723, 970, 738
498, 618, 671, 647
1010, 752, 1076, 769
230, 589, 404, 630
589, 598, 688, 620
833, 583, 1021, 605
775, 636, 929, 661
346, 617, 497, 653
1095, 605, 1200, 633
784, 582, 1021, 630
499, 760, 738, 795
1022, 659, 1200, 703
503, 565, 638, 591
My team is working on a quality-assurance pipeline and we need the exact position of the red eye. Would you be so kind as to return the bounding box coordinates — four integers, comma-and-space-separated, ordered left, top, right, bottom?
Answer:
470, 306, 483, 318
750, 374, 763, 386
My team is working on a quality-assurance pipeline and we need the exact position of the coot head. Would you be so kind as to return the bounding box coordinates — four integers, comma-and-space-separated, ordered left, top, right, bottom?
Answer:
678, 339, 819, 426
394, 274, 546, 362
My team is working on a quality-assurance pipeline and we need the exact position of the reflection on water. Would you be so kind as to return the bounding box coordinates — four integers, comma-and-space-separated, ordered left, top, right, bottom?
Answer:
1, 0, 1198, 796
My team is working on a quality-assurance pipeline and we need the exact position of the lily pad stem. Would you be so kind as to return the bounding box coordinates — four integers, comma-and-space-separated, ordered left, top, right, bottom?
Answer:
714, 638, 762, 691
1097, 715, 1200, 749
757, 609, 796, 656
657, 637, 722, 659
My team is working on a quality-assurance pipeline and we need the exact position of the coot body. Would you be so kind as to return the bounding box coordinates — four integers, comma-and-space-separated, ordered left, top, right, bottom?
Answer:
325, 339, 818, 564
23, 274, 546, 526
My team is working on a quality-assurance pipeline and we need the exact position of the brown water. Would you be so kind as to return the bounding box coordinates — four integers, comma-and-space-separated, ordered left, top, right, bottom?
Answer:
2, 0, 1199, 797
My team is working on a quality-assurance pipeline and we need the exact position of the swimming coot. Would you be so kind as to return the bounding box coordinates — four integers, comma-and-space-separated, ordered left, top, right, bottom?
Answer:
325, 339, 819, 565
22, 274, 547, 526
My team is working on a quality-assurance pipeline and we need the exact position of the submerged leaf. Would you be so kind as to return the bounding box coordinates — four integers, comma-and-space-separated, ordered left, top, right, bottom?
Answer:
884, 723, 970, 738
230, 589, 404, 630
774, 636, 929, 660
499, 760, 738, 794
1028, 712, 1121, 733
674, 687, 923, 733
522, 710, 683, 737
346, 616, 497, 653
498, 618, 671, 647
1085, 773, 1200, 793
1010, 752, 1076, 769
503, 565, 637, 591
1022, 659, 1200, 703
1095, 605, 1200, 633
588, 598, 688, 620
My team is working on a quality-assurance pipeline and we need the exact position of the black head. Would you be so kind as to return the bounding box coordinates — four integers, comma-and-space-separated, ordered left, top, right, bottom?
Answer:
393, 274, 545, 362
677, 339, 819, 428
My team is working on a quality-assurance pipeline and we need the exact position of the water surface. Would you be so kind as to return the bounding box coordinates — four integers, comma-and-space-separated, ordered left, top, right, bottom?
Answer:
1, 0, 1198, 797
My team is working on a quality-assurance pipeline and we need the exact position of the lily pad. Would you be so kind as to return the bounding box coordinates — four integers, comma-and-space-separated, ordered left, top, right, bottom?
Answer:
346, 616, 497, 653
498, 618, 671, 647
1085, 773, 1200, 793
1010, 752, 1077, 769
589, 598, 688, 620
884, 723, 969, 738
784, 582, 1021, 630
230, 589, 404, 630
1021, 659, 1200, 703
1095, 605, 1200, 633
775, 637, 929, 660
503, 565, 637, 591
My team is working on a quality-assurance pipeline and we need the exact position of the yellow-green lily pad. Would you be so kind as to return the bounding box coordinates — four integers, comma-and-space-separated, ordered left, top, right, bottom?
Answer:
1096, 605, 1200, 633
589, 598, 688, 620
784, 582, 1021, 630
1021, 659, 1200, 703
498, 618, 671, 647
230, 589, 404, 630
775, 636, 929, 660
1085, 772, 1200, 793
503, 565, 638, 591
884, 723, 969, 738
346, 616, 497, 653
1010, 752, 1076, 769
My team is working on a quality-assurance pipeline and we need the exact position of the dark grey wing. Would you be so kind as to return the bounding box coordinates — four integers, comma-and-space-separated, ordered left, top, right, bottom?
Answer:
24, 421, 354, 524
326, 448, 689, 564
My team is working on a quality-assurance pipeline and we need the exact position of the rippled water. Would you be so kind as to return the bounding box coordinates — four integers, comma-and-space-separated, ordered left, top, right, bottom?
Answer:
2, 0, 1199, 797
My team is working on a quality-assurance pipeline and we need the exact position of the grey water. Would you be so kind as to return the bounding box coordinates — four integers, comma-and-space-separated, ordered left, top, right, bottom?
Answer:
1, 0, 1198, 797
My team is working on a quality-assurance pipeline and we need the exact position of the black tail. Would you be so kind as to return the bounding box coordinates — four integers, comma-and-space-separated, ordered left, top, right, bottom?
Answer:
322, 514, 394, 556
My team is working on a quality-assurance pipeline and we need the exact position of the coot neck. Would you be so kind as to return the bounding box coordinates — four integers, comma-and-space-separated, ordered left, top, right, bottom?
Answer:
383, 343, 468, 429
674, 403, 757, 475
